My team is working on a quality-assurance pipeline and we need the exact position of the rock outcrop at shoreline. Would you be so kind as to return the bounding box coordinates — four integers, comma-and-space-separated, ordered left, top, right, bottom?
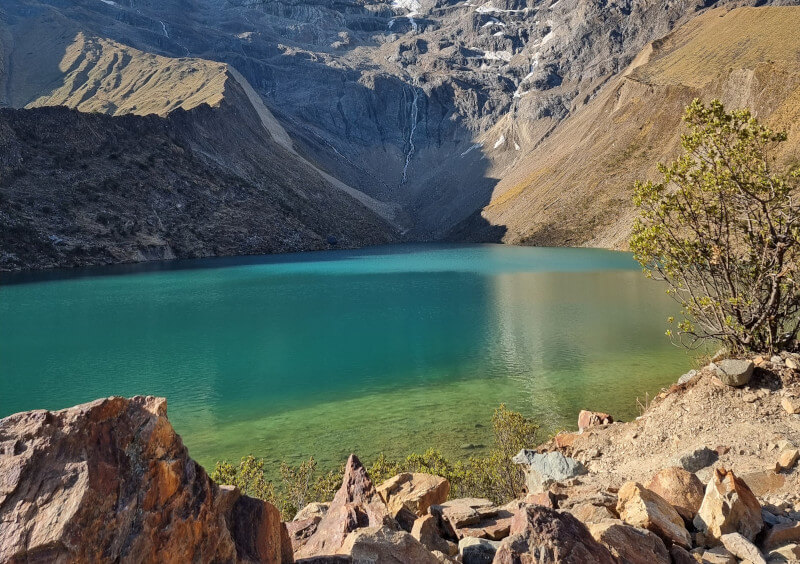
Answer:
0, 396, 291, 562
1, 356, 799, 563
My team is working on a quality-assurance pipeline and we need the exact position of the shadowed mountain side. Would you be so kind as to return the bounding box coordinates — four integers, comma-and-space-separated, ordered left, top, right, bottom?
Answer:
0, 92, 399, 270
458, 6, 800, 249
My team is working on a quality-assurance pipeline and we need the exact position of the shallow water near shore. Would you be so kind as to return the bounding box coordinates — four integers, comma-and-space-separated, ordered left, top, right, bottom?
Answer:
0, 244, 691, 471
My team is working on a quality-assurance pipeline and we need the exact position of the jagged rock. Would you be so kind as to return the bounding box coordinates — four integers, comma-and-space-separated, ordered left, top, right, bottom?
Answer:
714, 359, 754, 387
458, 537, 500, 564
676, 446, 719, 473
777, 449, 799, 471
588, 519, 670, 564
412, 515, 458, 556
616, 482, 692, 548
376, 473, 450, 522
456, 507, 515, 541
294, 454, 391, 559
511, 450, 587, 493
742, 471, 786, 497
430, 498, 496, 539
295, 502, 330, 522
578, 410, 613, 431
493, 504, 616, 563
767, 543, 800, 561
523, 491, 557, 509
720, 532, 766, 564
0, 396, 291, 563
569, 503, 616, 524
338, 525, 439, 563
646, 467, 705, 521
669, 545, 696, 564
693, 468, 764, 545
288, 517, 323, 553
761, 522, 800, 551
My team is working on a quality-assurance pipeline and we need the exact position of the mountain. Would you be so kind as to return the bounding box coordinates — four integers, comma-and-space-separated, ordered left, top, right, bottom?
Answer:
0, 15, 399, 270
0, 0, 798, 269
462, 5, 800, 248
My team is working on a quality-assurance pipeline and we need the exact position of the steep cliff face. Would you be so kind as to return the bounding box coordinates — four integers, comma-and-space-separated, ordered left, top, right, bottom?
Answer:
0, 396, 292, 562
464, 6, 800, 248
0, 74, 398, 270
3, 0, 794, 250
0, 23, 399, 270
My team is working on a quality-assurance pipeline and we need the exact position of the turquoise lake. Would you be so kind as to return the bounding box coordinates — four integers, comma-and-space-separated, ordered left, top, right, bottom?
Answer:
0, 244, 692, 471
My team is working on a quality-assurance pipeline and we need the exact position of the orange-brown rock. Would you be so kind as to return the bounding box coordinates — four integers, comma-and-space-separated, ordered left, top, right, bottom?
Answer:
411, 514, 458, 556
294, 454, 391, 559
693, 468, 763, 545
741, 471, 786, 497
761, 521, 800, 551
554, 432, 578, 449
0, 396, 291, 563
646, 467, 705, 521
588, 519, 670, 564
578, 410, 613, 431
338, 525, 439, 563
493, 504, 616, 563
376, 472, 449, 530
617, 482, 692, 548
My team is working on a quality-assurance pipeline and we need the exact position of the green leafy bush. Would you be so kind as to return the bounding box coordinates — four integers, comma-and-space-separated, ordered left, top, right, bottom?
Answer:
631, 99, 800, 354
212, 405, 539, 518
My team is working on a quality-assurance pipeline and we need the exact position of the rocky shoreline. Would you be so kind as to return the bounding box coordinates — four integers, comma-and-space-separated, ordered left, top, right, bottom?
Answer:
1, 356, 799, 563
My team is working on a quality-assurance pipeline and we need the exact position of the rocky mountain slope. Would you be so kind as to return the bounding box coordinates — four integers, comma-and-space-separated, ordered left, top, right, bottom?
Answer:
2, 358, 799, 562
2, 0, 798, 271
0, 20, 399, 269
464, 6, 800, 248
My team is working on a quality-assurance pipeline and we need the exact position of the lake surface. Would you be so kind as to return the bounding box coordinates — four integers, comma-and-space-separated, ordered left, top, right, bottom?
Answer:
0, 244, 691, 471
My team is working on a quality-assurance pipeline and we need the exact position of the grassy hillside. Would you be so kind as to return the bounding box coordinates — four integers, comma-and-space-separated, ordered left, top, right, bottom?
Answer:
469, 6, 800, 249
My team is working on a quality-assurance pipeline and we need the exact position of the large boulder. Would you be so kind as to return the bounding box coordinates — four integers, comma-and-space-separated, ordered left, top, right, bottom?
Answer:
377, 472, 450, 530
492, 504, 616, 563
587, 519, 670, 564
294, 454, 391, 559
714, 359, 754, 387
693, 468, 763, 545
0, 396, 291, 563
338, 525, 439, 563
511, 450, 587, 494
646, 467, 705, 521
616, 481, 692, 548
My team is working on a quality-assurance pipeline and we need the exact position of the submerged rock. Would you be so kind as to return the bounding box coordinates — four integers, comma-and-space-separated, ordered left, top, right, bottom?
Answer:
0, 396, 291, 563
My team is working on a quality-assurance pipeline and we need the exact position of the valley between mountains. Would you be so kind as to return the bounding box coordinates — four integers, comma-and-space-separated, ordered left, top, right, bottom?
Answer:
1, 0, 799, 269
